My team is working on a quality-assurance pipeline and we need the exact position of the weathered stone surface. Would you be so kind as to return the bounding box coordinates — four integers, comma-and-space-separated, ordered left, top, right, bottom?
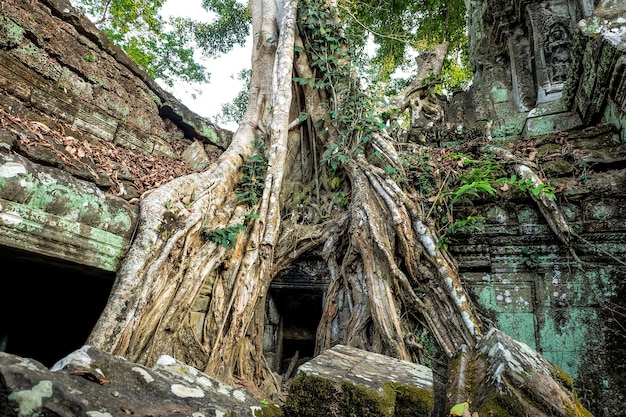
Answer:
0, 345, 271, 417
562, 0, 626, 129
0, 0, 231, 152
449, 137, 626, 414
182, 140, 212, 171
0, 147, 136, 271
284, 344, 434, 417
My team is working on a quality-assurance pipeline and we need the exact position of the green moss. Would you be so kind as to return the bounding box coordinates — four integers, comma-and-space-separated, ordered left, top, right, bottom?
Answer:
254, 404, 284, 417
340, 381, 395, 417
478, 393, 527, 417
571, 392, 595, 417
283, 374, 433, 417
0, 16, 25, 47
283, 374, 338, 417
554, 365, 574, 390
388, 383, 434, 417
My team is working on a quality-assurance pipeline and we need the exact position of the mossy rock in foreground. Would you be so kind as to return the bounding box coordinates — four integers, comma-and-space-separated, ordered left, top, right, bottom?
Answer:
282, 344, 434, 417
283, 374, 434, 417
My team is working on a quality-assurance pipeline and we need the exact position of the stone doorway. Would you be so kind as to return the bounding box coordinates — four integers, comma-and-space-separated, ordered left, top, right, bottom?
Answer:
264, 255, 329, 378
270, 289, 323, 376
0, 246, 114, 368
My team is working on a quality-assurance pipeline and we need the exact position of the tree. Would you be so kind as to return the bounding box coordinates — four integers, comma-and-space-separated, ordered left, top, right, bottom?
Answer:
71, 0, 249, 88
85, 0, 593, 414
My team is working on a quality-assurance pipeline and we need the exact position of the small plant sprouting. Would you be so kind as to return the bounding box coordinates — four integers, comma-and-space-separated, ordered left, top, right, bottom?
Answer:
84, 53, 96, 62
498, 175, 556, 199
521, 247, 540, 269
437, 215, 485, 250
203, 223, 246, 249
236, 140, 268, 206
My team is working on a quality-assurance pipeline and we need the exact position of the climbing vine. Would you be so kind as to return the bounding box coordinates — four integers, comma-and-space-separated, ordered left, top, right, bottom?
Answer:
236, 140, 269, 207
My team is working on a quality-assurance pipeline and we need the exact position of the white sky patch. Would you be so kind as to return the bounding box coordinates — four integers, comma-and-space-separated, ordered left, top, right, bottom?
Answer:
158, 0, 252, 131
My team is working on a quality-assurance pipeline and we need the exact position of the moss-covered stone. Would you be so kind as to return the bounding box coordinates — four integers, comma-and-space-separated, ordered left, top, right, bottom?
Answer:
341, 380, 395, 417
283, 374, 338, 417
254, 404, 284, 417
478, 393, 527, 417
389, 383, 434, 417
541, 159, 574, 176
554, 365, 574, 390
283, 373, 435, 417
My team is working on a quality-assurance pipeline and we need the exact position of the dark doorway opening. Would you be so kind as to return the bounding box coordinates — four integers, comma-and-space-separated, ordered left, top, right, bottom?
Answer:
270, 289, 323, 375
0, 246, 114, 368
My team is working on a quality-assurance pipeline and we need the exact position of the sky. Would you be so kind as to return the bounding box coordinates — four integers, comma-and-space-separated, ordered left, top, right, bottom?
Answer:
158, 1, 252, 131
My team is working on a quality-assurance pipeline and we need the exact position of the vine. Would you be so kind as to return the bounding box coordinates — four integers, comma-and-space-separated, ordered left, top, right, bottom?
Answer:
236, 139, 268, 207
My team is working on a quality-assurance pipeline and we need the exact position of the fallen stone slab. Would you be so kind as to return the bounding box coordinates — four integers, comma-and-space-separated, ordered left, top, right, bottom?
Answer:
0, 345, 276, 417
283, 344, 434, 417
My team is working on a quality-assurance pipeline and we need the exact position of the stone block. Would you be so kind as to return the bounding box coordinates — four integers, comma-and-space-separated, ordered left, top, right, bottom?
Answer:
0, 149, 136, 271
73, 109, 118, 142
472, 281, 535, 313
537, 307, 602, 378
523, 111, 583, 137
0, 345, 268, 416
285, 344, 434, 417
182, 140, 211, 170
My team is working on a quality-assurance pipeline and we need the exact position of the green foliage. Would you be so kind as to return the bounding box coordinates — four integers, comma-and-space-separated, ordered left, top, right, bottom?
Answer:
72, 0, 249, 88
438, 215, 485, 250
172, 0, 250, 55
236, 140, 268, 206
203, 223, 246, 248
401, 153, 437, 194
299, 0, 387, 171
445, 153, 501, 205
448, 180, 496, 205
520, 247, 540, 269
497, 175, 556, 199
339, 0, 470, 90
215, 69, 251, 126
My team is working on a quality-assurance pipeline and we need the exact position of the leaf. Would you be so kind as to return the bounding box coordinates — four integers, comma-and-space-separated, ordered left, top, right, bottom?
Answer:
449, 401, 469, 416
31, 121, 50, 132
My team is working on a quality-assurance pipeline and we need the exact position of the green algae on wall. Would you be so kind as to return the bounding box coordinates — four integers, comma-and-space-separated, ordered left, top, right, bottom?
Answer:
538, 307, 598, 378
0, 152, 135, 271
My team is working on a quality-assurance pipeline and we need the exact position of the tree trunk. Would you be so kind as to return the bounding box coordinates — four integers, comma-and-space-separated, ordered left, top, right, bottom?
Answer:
87, 0, 594, 414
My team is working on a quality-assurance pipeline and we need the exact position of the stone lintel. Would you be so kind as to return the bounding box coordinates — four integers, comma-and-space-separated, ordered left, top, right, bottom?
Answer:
0, 198, 128, 271
0, 149, 136, 271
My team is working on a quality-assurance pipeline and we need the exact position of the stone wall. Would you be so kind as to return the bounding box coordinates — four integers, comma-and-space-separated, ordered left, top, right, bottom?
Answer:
440, 0, 626, 414
0, 0, 230, 271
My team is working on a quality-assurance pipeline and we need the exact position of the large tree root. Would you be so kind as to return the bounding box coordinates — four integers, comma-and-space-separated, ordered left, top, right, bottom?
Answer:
447, 328, 592, 416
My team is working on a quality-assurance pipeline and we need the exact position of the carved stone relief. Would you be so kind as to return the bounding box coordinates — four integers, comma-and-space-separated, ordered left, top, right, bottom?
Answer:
508, 28, 537, 111
524, 0, 578, 104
